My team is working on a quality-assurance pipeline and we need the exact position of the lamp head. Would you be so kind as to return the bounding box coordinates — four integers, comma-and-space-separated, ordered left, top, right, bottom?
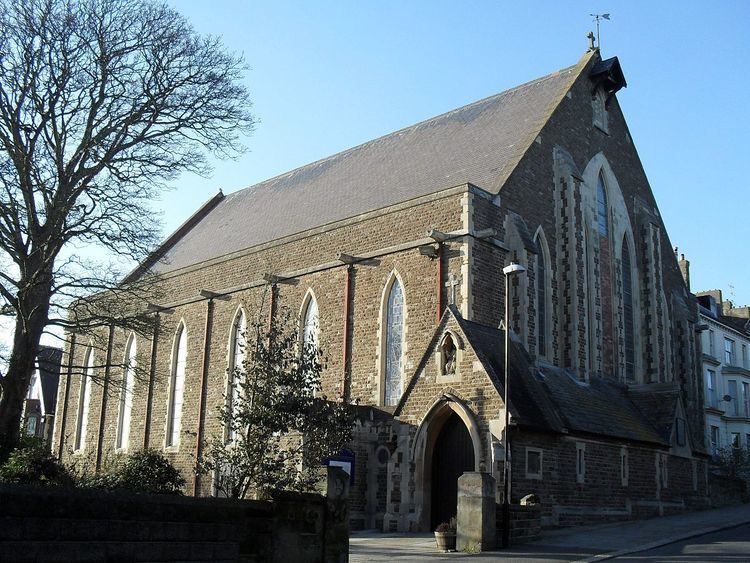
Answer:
503, 262, 526, 276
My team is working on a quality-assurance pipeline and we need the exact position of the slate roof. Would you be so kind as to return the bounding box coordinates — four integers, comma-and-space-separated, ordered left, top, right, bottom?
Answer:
150, 53, 594, 274
454, 314, 667, 446
718, 314, 750, 335
627, 384, 680, 443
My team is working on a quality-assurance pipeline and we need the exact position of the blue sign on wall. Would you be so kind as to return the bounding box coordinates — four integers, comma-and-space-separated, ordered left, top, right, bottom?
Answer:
323, 448, 356, 485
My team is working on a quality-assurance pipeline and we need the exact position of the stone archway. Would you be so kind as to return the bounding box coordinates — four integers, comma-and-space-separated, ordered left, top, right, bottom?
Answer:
412, 395, 483, 531
430, 411, 474, 529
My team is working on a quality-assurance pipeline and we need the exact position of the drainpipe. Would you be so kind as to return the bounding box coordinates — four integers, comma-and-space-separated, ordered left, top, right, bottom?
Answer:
436, 243, 444, 323
193, 298, 215, 496
56, 332, 76, 460
342, 264, 354, 400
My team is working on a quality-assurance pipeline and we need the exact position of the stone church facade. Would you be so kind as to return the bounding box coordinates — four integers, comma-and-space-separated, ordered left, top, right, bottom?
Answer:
53, 48, 710, 530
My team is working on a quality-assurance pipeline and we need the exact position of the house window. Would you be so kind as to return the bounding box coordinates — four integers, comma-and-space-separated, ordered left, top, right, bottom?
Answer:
525, 447, 543, 480
75, 348, 95, 452
728, 380, 739, 416
620, 447, 629, 487
710, 425, 720, 455
708, 329, 715, 357
743, 382, 750, 417
746, 434, 750, 450
116, 334, 137, 451
576, 443, 586, 484
227, 310, 246, 442
743, 344, 748, 368
383, 276, 405, 406
725, 338, 735, 366
621, 238, 635, 382
166, 323, 187, 447
675, 418, 687, 447
731, 432, 741, 449
596, 172, 608, 236
706, 369, 717, 408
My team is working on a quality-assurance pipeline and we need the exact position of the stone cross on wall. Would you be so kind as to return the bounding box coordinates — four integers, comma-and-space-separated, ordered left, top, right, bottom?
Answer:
445, 274, 461, 306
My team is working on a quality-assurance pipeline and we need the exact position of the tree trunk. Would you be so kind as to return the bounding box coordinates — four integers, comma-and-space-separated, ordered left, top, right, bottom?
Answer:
0, 263, 53, 460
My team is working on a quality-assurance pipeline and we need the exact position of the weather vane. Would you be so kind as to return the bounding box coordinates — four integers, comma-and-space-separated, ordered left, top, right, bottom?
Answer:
590, 13, 611, 50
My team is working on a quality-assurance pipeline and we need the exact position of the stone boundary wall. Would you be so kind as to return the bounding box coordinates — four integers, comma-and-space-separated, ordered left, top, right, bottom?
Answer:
495, 504, 542, 545
0, 467, 349, 563
709, 473, 749, 508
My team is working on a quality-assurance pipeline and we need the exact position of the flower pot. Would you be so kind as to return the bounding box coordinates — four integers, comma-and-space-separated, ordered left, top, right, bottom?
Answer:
434, 531, 457, 552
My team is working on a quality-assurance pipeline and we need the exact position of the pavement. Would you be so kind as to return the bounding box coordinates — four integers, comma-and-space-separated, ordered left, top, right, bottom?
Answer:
349, 504, 750, 562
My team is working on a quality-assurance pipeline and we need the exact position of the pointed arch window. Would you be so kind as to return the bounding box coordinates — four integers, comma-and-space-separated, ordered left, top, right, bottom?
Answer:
75, 348, 94, 451
535, 232, 550, 359
167, 323, 187, 447
116, 334, 137, 450
597, 172, 609, 236
383, 277, 405, 406
622, 238, 636, 381
227, 310, 246, 442
301, 294, 319, 353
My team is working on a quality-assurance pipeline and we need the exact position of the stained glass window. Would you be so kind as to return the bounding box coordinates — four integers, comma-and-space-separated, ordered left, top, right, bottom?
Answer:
75, 348, 94, 451
536, 236, 547, 358
597, 172, 608, 236
302, 296, 319, 352
228, 311, 246, 442
622, 239, 635, 381
116, 334, 136, 450
167, 324, 187, 447
384, 278, 404, 406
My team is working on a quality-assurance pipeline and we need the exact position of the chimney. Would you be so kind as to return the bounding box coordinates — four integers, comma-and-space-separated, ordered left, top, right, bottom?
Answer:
676, 248, 690, 292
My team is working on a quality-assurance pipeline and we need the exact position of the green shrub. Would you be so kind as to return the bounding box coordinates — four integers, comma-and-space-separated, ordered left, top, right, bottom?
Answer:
92, 449, 186, 495
0, 436, 73, 487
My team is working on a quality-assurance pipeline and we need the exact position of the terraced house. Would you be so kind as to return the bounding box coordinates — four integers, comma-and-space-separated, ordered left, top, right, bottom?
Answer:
53, 46, 710, 531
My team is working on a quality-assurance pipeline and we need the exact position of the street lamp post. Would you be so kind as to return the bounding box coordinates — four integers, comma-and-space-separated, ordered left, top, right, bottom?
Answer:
501, 261, 526, 548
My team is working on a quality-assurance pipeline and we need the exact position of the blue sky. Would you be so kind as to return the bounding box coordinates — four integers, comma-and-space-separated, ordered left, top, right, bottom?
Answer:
162, 0, 749, 306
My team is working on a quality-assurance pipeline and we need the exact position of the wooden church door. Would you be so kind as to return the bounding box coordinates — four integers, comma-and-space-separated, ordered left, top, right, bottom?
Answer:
430, 411, 475, 529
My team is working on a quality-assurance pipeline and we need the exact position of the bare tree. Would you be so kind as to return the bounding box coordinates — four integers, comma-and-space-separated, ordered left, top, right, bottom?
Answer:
0, 0, 254, 455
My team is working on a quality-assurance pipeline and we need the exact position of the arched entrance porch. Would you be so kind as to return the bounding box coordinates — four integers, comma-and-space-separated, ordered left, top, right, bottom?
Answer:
412, 394, 484, 531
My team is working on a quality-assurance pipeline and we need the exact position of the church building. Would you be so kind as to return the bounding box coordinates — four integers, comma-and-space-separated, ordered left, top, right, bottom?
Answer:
53, 47, 710, 531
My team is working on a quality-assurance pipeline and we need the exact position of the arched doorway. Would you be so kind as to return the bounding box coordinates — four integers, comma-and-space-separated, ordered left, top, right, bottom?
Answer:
430, 411, 475, 529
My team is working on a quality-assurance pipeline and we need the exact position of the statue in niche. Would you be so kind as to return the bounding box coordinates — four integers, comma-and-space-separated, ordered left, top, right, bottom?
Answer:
442, 333, 457, 376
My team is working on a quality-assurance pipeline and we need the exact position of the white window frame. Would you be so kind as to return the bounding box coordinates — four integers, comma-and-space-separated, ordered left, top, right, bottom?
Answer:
706, 369, 717, 408
576, 442, 586, 484
226, 308, 246, 443
166, 322, 187, 449
525, 447, 543, 480
728, 379, 739, 416
116, 333, 137, 451
725, 338, 736, 366
75, 348, 95, 452
731, 432, 741, 449
710, 425, 720, 455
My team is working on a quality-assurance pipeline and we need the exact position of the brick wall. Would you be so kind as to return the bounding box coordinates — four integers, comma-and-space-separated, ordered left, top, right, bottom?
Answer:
0, 466, 349, 563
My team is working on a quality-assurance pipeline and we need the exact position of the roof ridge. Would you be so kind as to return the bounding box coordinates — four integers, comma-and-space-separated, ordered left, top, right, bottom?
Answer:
225, 61, 582, 198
